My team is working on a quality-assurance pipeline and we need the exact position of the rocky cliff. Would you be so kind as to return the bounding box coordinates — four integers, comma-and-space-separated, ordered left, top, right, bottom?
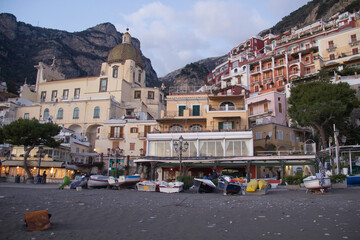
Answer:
0, 13, 160, 93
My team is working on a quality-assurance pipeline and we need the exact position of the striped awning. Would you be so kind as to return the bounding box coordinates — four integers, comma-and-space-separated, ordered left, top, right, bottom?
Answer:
1, 160, 65, 168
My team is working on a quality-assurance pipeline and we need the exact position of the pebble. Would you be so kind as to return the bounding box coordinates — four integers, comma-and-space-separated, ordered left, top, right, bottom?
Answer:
324, 233, 330, 236
342, 236, 348, 239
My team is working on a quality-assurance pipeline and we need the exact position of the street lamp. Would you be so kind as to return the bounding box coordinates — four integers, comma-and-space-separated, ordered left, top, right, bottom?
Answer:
333, 124, 340, 174
173, 135, 189, 176
37, 146, 43, 176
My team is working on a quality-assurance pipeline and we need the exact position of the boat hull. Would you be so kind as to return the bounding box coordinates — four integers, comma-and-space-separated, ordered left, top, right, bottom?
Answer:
159, 182, 184, 193
136, 181, 159, 192
303, 176, 331, 190
87, 175, 109, 188
194, 178, 216, 193
347, 176, 360, 186
108, 175, 140, 187
217, 181, 241, 194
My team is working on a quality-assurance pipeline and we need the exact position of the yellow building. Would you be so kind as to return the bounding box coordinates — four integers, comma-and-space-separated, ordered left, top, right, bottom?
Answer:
318, 17, 360, 69
11, 31, 165, 176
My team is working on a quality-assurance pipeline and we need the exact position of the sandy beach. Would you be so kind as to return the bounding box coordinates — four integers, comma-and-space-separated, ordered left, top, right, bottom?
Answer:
0, 183, 359, 240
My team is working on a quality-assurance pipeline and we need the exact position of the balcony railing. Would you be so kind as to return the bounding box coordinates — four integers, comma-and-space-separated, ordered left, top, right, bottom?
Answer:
326, 45, 337, 52
274, 62, 285, 68
289, 70, 299, 76
169, 86, 203, 95
288, 59, 300, 65
209, 105, 246, 111
349, 39, 360, 46
108, 133, 124, 139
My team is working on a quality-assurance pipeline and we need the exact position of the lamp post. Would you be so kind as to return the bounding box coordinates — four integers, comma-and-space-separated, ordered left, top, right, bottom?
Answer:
173, 135, 189, 176
112, 146, 122, 178
333, 124, 340, 174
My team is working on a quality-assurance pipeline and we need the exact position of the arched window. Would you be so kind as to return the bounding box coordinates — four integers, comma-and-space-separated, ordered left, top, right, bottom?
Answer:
57, 108, 63, 119
189, 124, 203, 132
220, 101, 235, 110
73, 107, 79, 119
169, 124, 183, 132
93, 106, 100, 119
43, 108, 49, 120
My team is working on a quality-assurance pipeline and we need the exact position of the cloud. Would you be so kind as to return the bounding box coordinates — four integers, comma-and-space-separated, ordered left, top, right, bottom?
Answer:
118, 0, 306, 77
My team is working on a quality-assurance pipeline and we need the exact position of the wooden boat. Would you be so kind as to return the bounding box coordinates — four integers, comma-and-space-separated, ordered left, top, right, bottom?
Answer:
108, 175, 140, 188
193, 178, 217, 193
159, 181, 184, 193
346, 175, 360, 186
136, 181, 160, 192
87, 175, 109, 188
303, 175, 331, 192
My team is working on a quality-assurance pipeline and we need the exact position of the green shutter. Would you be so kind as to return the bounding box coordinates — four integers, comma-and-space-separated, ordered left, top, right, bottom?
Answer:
192, 105, 200, 116
219, 122, 223, 130
178, 106, 186, 116
231, 121, 234, 129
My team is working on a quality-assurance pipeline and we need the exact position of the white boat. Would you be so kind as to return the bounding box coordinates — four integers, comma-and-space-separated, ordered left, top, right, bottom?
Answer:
136, 181, 159, 192
108, 175, 140, 188
159, 181, 184, 193
303, 175, 331, 193
87, 175, 109, 188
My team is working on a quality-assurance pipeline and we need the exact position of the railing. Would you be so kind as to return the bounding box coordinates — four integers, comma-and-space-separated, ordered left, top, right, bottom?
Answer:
289, 70, 299, 76
326, 45, 337, 52
349, 40, 360, 47
250, 68, 261, 74
138, 132, 148, 138
209, 105, 246, 111
108, 133, 124, 139
274, 62, 285, 68
288, 59, 300, 65
169, 86, 203, 95
304, 69, 316, 75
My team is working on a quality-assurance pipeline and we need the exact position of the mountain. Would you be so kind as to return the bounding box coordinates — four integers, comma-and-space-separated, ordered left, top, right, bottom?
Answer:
160, 0, 358, 87
0, 13, 161, 93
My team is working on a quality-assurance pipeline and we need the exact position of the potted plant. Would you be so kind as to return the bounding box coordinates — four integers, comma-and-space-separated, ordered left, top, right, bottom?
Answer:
330, 174, 347, 189
285, 171, 303, 190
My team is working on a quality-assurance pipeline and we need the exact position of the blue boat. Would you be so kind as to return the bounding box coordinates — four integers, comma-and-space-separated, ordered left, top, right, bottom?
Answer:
217, 176, 242, 195
347, 175, 360, 186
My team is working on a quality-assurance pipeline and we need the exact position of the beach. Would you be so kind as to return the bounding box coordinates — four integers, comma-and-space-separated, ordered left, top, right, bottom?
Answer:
0, 183, 359, 240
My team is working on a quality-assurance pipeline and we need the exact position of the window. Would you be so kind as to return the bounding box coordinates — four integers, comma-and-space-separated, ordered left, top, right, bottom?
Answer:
264, 103, 268, 112
277, 130, 283, 140
138, 71, 141, 83
278, 102, 282, 113
290, 133, 295, 142
352, 48, 358, 55
130, 127, 138, 133
73, 107, 79, 119
148, 91, 154, 99
189, 124, 203, 132
130, 143, 135, 151
329, 54, 335, 60
219, 121, 233, 130
199, 140, 224, 157
169, 124, 183, 132
51, 90, 57, 101
351, 34, 357, 42
133, 71, 135, 82
159, 94, 163, 103
178, 105, 186, 116
148, 141, 171, 157
112, 68, 118, 78
99, 78, 107, 92
74, 88, 80, 99
40, 91, 46, 102
192, 105, 200, 116
328, 40, 334, 48
254, 85, 259, 92
110, 126, 123, 138
134, 90, 141, 99
249, 107, 253, 115
63, 89, 69, 100
24, 113, 29, 119
43, 108, 49, 121
93, 106, 100, 119
256, 132, 262, 140
57, 108, 63, 119
220, 101, 235, 110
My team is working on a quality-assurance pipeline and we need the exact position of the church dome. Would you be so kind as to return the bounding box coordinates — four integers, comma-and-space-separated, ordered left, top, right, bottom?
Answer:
107, 32, 143, 67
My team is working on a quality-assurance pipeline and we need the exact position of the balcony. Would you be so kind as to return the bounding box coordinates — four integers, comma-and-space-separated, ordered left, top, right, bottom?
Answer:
138, 132, 149, 139
304, 68, 316, 75
349, 39, 360, 47
208, 105, 245, 111
169, 86, 203, 95
250, 68, 261, 75
108, 133, 124, 140
274, 62, 285, 68
288, 59, 300, 66
263, 77, 273, 84
248, 109, 273, 118
327, 45, 337, 52
289, 70, 300, 77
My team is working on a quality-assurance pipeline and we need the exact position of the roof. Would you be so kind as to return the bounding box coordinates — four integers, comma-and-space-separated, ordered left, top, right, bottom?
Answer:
107, 43, 143, 67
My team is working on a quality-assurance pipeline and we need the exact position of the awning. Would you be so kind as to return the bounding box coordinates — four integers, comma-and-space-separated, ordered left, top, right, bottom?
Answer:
1, 160, 65, 168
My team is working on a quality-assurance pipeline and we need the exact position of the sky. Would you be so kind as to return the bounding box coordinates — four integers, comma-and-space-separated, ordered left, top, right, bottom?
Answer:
1, 0, 310, 77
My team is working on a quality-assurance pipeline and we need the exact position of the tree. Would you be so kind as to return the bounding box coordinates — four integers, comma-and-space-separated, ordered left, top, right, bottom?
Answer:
0, 118, 62, 181
288, 81, 359, 149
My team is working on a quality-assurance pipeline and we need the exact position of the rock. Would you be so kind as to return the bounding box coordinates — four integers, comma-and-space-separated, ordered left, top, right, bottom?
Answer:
24, 210, 51, 231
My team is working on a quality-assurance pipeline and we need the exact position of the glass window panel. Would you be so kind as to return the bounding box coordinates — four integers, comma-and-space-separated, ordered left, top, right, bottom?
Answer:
216, 141, 224, 156
242, 141, 249, 156
208, 142, 215, 156
234, 141, 241, 155
226, 141, 233, 156
164, 142, 171, 157
199, 141, 207, 157
189, 141, 197, 157
157, 142, 164, 157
